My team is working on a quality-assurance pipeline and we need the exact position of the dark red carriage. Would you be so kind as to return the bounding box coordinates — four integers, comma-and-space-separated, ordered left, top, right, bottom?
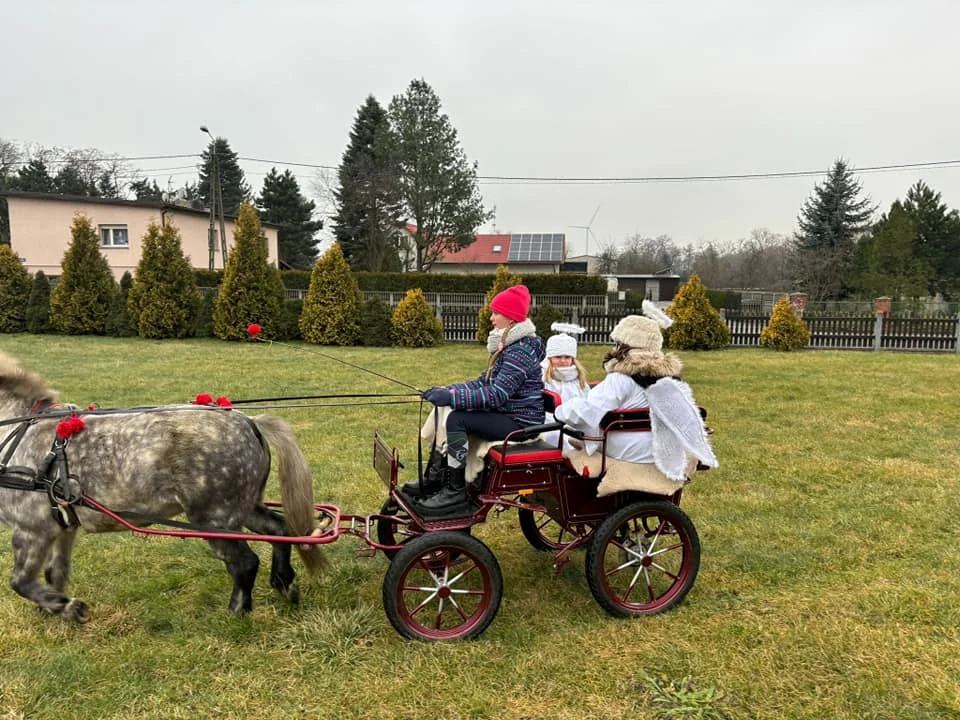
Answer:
359, 391, 709, 641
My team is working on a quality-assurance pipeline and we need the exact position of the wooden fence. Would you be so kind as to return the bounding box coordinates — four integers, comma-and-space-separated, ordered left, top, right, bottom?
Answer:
725, 313, 960, 353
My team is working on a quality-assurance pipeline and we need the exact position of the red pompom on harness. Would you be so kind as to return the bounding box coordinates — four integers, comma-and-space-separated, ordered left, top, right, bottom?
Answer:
191, 393, 232, 409
55, 414, 86, 441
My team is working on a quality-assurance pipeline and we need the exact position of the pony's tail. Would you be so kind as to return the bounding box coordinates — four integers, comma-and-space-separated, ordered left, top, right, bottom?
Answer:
252, 415, 327, 574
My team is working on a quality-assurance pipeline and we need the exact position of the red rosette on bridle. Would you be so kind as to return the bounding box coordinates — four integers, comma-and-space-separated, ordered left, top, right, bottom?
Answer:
56, 414, 86, 441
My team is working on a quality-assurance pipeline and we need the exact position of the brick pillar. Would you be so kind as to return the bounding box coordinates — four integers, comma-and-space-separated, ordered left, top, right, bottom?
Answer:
789, 292, 808, 316
874, 296, 892, 318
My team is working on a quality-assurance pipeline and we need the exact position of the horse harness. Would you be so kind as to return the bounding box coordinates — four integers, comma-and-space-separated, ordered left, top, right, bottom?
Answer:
0, 401, 84, 529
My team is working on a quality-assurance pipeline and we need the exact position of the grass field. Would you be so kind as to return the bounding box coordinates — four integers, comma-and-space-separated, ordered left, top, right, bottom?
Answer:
0, 335, 958, 719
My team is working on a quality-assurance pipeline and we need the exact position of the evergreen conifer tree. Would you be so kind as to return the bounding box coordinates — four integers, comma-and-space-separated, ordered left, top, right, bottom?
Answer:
198, 137, 251, 216
665, 273, 730, 350
391, 289, 444, 347
477, 265, 522, 342
49, 215, 117, 335
903, 180, 960, 299
0, 244, 30, 332
107, 271, 137, 337
852, 201, 929, 299
389, 79, 492, 270
299, 244, 362, 345
128, 222, 201, 338
213, 203, 285, 340
257, 168, 323, 270
15, 159, 56, 193
794, 158, 875, 299
358, 296, 395, 346
333, 95, 404, 271
760, 296, 810, 351
26, 270, 51, 334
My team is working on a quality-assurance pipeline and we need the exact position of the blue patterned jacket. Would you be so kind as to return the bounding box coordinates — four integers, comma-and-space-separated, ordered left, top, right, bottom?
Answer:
449, 334, 546, 424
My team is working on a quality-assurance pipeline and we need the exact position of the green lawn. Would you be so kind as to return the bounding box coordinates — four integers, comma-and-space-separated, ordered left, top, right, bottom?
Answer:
0, 335, 958, 720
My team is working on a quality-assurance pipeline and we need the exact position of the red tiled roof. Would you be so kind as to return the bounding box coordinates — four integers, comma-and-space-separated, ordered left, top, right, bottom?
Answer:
437, 233, 513, 264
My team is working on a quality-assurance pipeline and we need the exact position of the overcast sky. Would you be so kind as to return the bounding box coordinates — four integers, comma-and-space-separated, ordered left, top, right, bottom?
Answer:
5, 0, 960, 256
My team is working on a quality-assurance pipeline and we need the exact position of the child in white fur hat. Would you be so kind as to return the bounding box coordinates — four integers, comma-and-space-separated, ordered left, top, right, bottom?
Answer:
542, 322, 589, 402
541, 322, 589, 447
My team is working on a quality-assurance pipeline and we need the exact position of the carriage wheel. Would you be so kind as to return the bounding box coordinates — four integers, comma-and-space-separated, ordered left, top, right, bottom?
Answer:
585, 500, 700, 618
382, 531, 502, 641
518, 509, 577, 551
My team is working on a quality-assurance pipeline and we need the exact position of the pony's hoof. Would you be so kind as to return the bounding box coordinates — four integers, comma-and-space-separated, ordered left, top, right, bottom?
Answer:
64, 599, 89, 623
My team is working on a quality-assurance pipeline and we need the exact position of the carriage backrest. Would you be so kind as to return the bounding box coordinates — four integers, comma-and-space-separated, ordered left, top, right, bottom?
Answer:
598, 406, 708, 433
543, 389, 562, 414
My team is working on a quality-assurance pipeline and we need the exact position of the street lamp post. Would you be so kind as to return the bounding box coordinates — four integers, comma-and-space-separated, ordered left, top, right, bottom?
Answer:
200, 125, 228, 268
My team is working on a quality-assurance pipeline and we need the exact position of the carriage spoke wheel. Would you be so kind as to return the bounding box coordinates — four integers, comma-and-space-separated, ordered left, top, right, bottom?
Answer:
376, 500, 471, 566
585, 500, 700, 618
518, 508, 579, 551
382, 531, 502, 641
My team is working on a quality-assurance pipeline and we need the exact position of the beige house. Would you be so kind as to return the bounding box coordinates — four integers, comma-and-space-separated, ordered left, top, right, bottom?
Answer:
4, 191, 280, 280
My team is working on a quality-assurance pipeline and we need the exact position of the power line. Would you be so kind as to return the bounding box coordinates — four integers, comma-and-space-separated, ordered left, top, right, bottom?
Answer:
8, 150, 960, 184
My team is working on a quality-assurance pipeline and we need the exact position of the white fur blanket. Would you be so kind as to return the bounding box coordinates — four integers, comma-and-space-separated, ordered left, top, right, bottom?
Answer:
563, 448, 696, 498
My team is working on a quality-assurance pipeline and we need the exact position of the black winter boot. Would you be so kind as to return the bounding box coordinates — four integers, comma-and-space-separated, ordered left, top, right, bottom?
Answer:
416, 465, 472, 516
400, 449, 447, 498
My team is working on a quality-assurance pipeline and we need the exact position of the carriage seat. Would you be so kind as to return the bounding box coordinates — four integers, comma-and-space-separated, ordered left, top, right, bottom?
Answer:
485, 389, 565, 466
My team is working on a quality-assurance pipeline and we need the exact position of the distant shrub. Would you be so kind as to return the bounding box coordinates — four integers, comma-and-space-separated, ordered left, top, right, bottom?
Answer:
0, 245, 31, 332
299, 244, 361, 345
760, 296, 810, 351
50, 214, 116, 335
392, 289, 444, 347
26, 270, 52, 334
532, 303, 564, 340
359, 297, 394, 346
128, 223, 199, 339
665, 273, 730, 350
107, 271, 137, 337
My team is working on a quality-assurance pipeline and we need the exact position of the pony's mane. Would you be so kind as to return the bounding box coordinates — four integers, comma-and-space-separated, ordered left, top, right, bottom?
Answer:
0, 352, 58, 408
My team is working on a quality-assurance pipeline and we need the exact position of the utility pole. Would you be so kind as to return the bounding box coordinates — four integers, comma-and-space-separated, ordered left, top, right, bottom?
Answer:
201, 126, 216, 271
200, 125, 228, 268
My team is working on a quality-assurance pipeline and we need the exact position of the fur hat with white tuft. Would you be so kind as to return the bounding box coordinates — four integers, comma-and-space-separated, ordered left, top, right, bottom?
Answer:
609, 300, 674, 352
545, 322, 585, 358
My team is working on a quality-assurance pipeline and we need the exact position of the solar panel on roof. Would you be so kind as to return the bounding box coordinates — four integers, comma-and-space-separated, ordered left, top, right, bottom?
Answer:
507, 232, 565, 263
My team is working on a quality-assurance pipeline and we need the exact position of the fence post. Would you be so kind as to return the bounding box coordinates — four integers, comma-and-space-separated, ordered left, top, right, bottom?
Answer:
955, 313, 960, 354
873, 312, 883, 351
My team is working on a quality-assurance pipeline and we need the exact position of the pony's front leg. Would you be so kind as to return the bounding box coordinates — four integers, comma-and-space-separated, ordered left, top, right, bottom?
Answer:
44, 528, 78, 593
206, 538, 260, 614
10, 529, 88, 622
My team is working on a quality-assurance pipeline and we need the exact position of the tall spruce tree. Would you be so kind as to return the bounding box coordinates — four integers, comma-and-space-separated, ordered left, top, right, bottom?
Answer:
388, 79, 492, 271
198, 137, 251, 216
332, 95, 404, 271
0, 244, 31, 332
794, 158, 876, 298
213, 203, 285, 340
49, 215, 117, 334
128, 222, 200, 338
0, 139, 20, 245
257, 168, 322, 269
903, 180, 960, 299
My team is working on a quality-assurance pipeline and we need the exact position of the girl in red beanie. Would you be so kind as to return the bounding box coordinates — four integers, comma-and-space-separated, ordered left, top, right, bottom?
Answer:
408, 284, 545, 516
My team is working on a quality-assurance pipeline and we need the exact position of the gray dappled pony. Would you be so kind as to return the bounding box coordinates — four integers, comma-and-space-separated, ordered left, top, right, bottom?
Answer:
0, 352, 326, 622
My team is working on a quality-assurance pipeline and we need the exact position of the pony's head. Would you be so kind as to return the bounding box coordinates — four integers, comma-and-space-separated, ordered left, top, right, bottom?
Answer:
0, 352, 58, 415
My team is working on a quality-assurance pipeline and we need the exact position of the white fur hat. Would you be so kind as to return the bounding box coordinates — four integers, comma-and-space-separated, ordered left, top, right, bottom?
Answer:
609, 300, 674, 352
546, 333, 578, 358
545, 321, 585, 358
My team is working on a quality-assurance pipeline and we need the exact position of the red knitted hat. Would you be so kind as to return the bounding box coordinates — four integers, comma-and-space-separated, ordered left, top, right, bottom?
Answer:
490, 285, 531, 322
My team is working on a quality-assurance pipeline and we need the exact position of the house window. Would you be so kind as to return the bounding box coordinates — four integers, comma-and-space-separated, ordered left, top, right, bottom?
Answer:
492, 244, 502, 253
100, 225, 129, 247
